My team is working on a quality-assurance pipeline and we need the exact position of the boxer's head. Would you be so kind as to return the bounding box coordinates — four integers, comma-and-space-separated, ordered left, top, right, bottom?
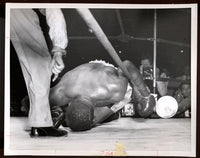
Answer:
65, 96, 94, 131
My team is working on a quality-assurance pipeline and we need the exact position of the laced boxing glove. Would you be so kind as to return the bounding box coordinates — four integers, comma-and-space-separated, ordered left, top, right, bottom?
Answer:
123, 60, 156, 117
133, 88, 155, 117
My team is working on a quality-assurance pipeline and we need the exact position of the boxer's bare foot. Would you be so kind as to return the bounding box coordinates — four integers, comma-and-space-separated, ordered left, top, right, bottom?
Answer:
30, 127, 68, 137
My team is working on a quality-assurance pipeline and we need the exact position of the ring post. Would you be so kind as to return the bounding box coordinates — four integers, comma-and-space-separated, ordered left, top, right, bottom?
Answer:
153, 9, 157, 94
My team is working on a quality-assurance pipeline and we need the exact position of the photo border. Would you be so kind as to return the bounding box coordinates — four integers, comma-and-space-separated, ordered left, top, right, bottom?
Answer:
4, 3, 198, 156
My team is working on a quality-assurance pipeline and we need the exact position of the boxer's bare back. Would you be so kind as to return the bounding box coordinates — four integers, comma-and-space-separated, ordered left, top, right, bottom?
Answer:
49, 63, 128, 107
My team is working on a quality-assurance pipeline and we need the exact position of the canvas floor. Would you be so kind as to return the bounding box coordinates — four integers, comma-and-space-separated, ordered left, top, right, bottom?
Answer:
6, 117, 191, 156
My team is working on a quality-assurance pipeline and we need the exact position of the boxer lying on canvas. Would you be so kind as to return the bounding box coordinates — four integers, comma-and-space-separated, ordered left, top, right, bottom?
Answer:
21, 60, 155, 131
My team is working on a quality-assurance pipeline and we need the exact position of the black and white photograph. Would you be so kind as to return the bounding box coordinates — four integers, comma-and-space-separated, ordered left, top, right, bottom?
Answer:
4, 3, 197, 156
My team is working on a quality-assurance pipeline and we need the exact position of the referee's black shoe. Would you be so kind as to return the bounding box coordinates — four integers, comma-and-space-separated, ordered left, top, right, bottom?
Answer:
30, 127, 68, 137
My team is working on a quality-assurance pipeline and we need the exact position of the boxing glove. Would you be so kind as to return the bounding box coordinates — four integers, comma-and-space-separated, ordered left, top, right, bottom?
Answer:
51, 106, 65, 128
123, 60, 156, 117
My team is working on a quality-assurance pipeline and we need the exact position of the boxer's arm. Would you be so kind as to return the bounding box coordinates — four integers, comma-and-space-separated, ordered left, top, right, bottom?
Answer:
122, 60, 155, 117
93, 88, 132, 125
93, 100, 129, 125
93, 100, 128, 125
93, 107, 115, 125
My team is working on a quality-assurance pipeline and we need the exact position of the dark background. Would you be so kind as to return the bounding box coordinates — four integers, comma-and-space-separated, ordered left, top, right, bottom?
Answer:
0, 1, 199, 158
62, 8, 191, 75
10, 8, 192, 105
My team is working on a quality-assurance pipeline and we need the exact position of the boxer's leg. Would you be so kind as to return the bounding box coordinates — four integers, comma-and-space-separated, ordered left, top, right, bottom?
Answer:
122, 60, 155, 117
10, 9, 53, 127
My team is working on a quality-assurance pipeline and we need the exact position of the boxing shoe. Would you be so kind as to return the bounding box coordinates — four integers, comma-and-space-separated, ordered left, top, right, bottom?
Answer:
135, 94, 156, 118
30, 127, 68, 137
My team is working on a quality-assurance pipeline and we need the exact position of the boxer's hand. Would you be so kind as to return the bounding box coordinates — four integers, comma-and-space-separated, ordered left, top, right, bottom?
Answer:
51, 52, 65, 82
